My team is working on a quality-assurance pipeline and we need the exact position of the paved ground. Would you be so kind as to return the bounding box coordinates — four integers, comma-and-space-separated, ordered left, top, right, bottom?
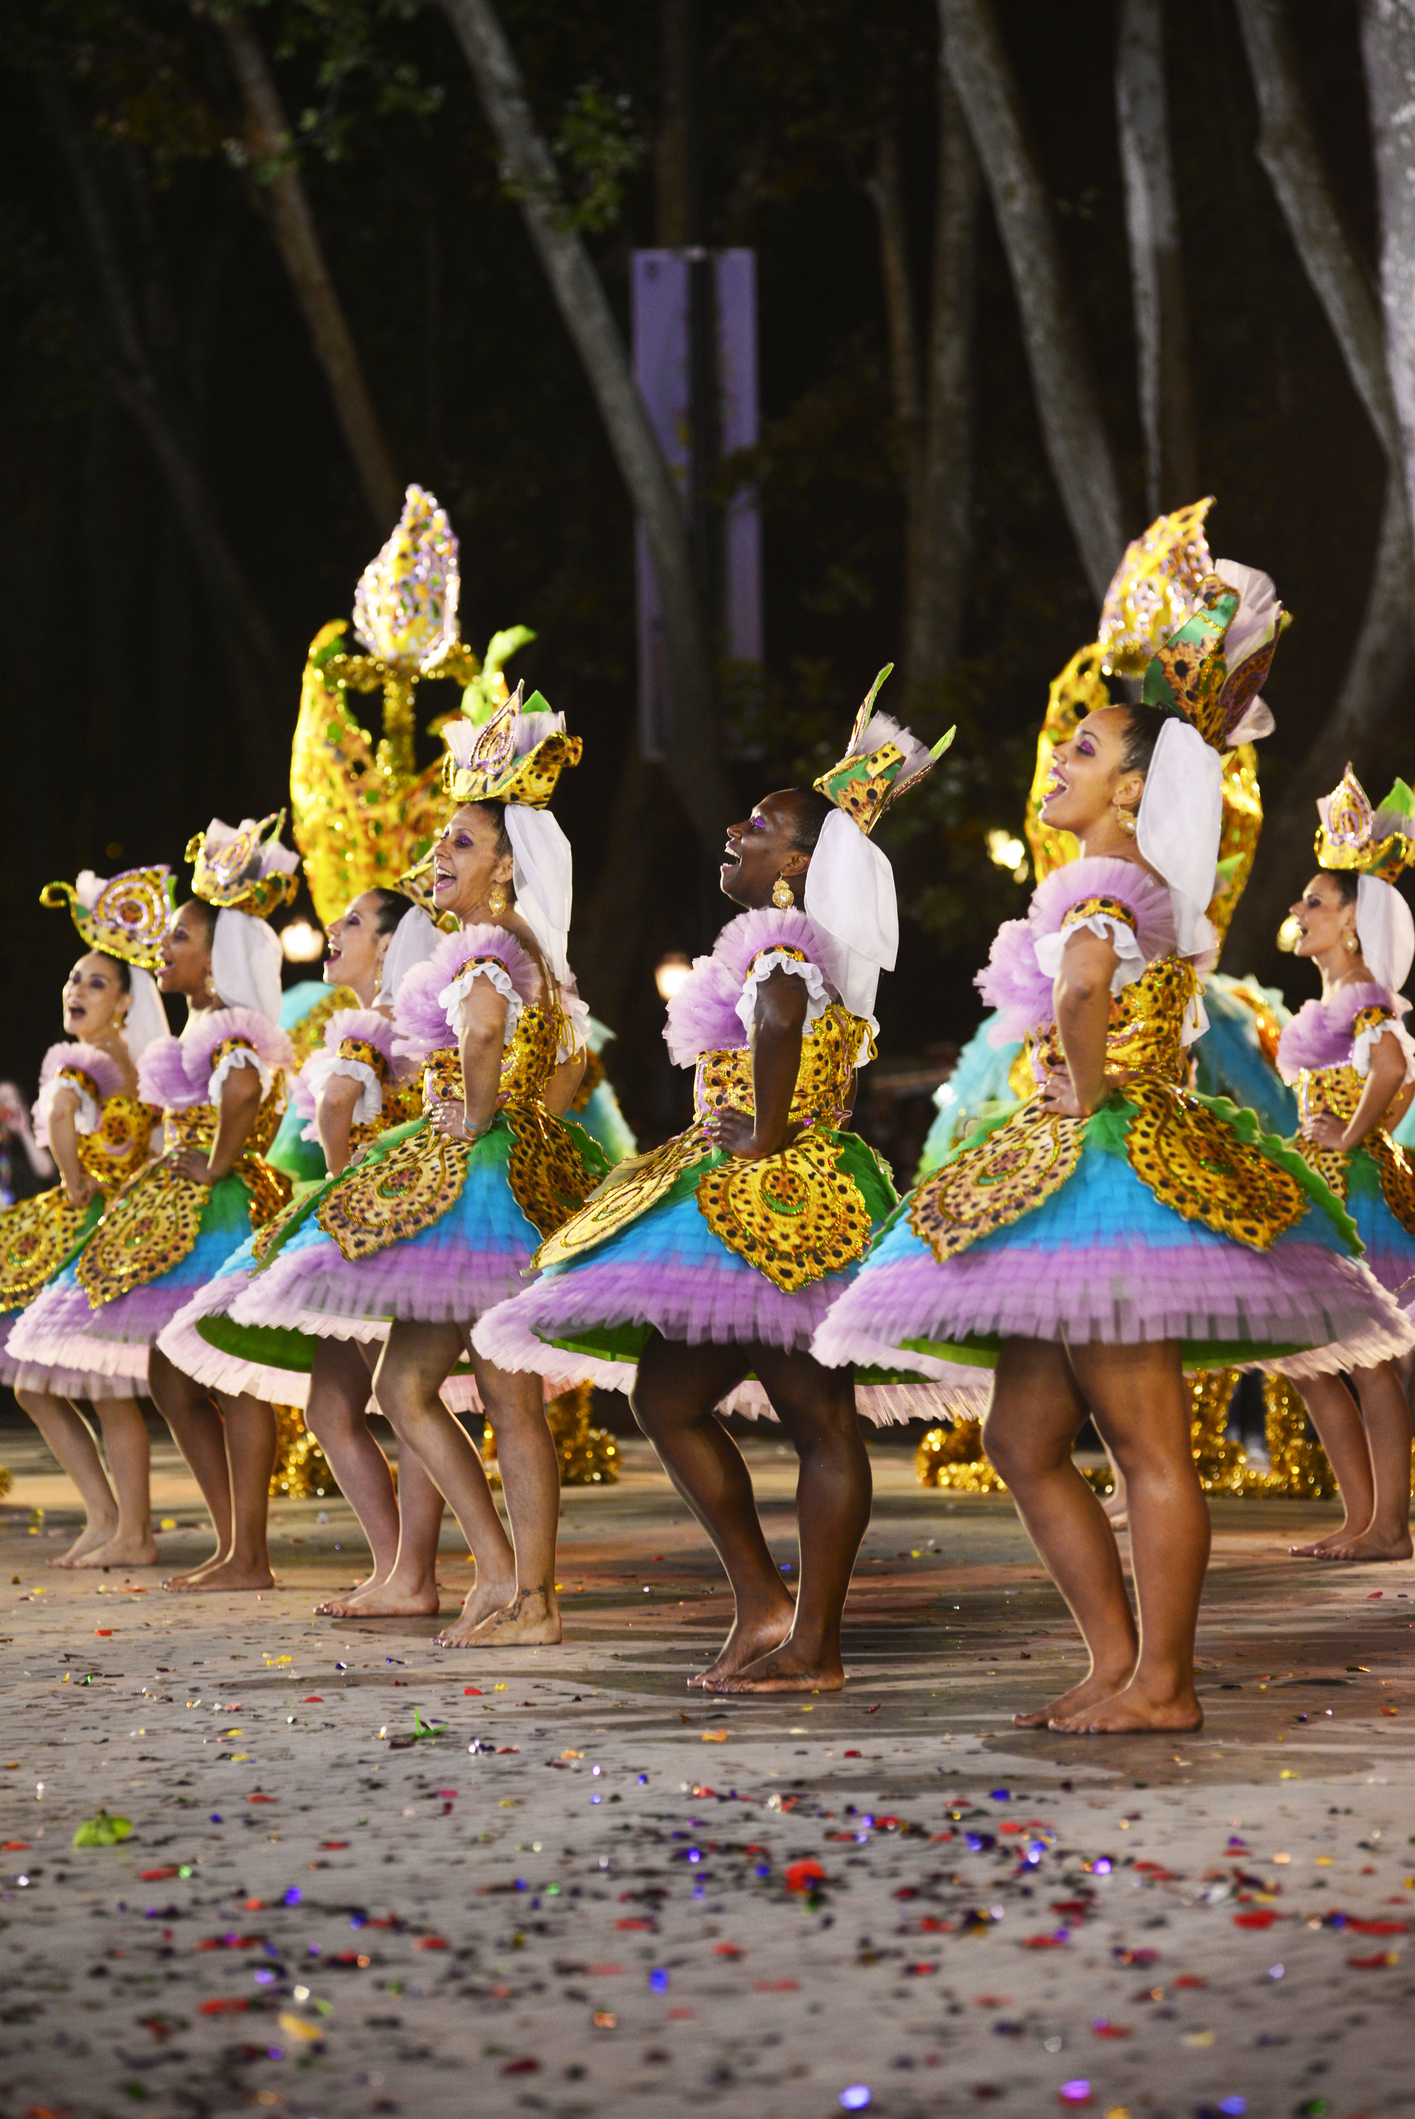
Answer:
1, 1426, 1413, 2119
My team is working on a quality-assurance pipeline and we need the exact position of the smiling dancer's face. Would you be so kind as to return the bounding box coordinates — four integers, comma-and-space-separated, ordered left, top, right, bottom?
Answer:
720, 790, 814, 912
1040, 707, 1145, 841
62, 953, 128, 1041
1289, 872, 1358, 963
431, 804, 514, 925
159, 901, 215, 999
324, 890, 390, 998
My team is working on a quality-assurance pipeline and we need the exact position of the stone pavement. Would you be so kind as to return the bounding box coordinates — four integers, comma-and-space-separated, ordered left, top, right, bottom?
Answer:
1, 1429, 1413, 2119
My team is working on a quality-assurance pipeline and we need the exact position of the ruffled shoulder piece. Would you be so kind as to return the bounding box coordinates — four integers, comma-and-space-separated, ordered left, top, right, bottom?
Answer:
1277, 981, 1407, 1082
38, 1041, 125, 1103
138, 1035, 200, 1111
393, 924, 539, 1064
976, 857, 1176, 1046
320, 1008, 399, 1068
180, 1007, 295, 1094
33, 1041, 127, 1146
665, 907, 840, 1067
293, 1008, 402, 1121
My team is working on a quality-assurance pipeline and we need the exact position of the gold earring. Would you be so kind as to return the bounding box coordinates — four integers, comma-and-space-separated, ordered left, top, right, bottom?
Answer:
1345, 932, 1359, 954
771, 875, 795, 909
1112, 801, 1137, 838
204, 972, 219, 1002
488, 883, 509, 918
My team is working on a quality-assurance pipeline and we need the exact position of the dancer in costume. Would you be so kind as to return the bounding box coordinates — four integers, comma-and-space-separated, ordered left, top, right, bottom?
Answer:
1, 866, 171, 1564
813, 573, 1415, 1733
218, 689, 609, 1644
476, 674, 950, 1693
9, 817, 298, 1592
157, 884, 448, 1614
1276, 768, 1415, 1562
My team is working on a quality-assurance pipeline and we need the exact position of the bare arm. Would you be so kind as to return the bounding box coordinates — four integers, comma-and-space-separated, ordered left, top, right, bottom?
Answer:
46, 1087, 96, 1208
1047, 928, 1120, 1119
172, 1061, 263, 1184
316, 1073, 363, 1177
543, 1048, 587, 1119
1305, 1026, 1410, 1151
705, 967, 808, 1161
428, 978, 510, 1144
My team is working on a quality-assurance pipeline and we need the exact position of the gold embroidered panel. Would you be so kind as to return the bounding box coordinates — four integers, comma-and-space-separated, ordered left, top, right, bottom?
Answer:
1030, 953, 1198, 1088
504, 1103, 602, 1239
693, 1004, 870, 1130
1123, 1077, 1307, 1251
317, 1126, 469, 1261
1370, 1132, 1415, 1237
535, 1127, 711, 1270
76, 1160, 209, 1306
0, 1189, 93, 1308
76, 1093, 157, 1191
1297, 1063, 1363, 1129
695, 1130, 874, 1292
911, 1101, 1084, 1261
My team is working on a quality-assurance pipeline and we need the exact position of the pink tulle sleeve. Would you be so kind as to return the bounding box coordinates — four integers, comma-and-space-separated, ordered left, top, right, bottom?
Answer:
138, 1036, 199, 1111
177, 1008, 296, 1104
32, 1042, 126, 1145
393, 925, 539, 1064
665, 907, 840, 1066
1278, 982, 1407, 1083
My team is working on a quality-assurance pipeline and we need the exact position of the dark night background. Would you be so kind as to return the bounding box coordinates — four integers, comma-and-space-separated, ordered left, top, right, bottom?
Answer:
0, 0, 1408, 1168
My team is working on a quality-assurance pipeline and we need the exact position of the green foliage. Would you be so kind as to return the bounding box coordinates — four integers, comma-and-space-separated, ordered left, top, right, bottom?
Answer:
551, 79, 644, 234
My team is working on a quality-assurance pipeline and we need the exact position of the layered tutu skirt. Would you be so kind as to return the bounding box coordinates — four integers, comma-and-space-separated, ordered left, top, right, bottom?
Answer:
812, 1103, 1415, 1388
1344, 1148, 1415, 1301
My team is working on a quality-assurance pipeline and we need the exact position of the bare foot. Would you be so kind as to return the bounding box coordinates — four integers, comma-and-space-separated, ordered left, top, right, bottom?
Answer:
71, 1534, 160, 1570
1050, 1681, 1203, 1734
705, 1640, 844, 1694
161, 1551, 226, 1592
48, 1519, 119, 1568
1290, 1522, 1367, 1557
689, 1601, 796, 1688
316, 1575, 442, 1618
436, 1585, 561, 1648
1013, 1665, 1135, 1729
1315, 1526, 1414, 1563
164, 1556, 275, 1594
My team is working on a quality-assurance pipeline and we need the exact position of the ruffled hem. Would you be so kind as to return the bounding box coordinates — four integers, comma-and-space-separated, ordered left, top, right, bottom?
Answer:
232, 1240, 535, 1333
717, 1377, 988, 1428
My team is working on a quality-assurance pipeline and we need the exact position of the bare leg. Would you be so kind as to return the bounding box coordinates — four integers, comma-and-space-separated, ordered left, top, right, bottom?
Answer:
166, 1393, 276, 1593
148, 1347, 234, 1587
373, 1322, 516, 1639
1100, 1442, 1128, 1531
631, 1333, 796, 1686
316, 1340, 447, 1618
1317, 1360, 1413, 1562
983, 1341, 1138, 1728
708, 1347, 871, 1694
17, 1390, 118, 1564
306, 1338, 401, 1607
434, 1350, 562, 1647
1051, 1340, 1207, 1733
77, 1399, 157, 1567
1288, 1372, 1377, 1554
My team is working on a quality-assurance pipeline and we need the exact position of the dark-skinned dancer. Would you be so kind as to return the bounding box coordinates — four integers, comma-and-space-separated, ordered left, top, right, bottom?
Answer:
815, 572, 1415, 1735
477, 674, 952, 1693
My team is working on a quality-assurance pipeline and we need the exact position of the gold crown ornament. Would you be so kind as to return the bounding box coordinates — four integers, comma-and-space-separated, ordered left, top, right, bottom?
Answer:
1315, 764, 1415, 882
1097, 497, 1217, 676
812, 665, 954, 833
39, 864, 176, 969
442, 682, 582, 809
289, 482, 535, 925
185, 812, 301, 920
1140, 567, 1288, 752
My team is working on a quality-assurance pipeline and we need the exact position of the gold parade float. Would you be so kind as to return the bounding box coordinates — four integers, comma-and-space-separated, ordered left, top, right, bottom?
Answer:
267, 485, 616, 1496
918, 499, 1337, 1502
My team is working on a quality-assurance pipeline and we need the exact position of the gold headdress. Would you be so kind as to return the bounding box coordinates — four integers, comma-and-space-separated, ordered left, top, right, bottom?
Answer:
289, 482, 535, 924
442, 682, 582, 809
812, 664, 954, 832
1315, 765, 1415, 882
185, 812, 301, 921
39, 864, 176, 969
1140, 568, 1287, 753
1097, 497, 1216, 675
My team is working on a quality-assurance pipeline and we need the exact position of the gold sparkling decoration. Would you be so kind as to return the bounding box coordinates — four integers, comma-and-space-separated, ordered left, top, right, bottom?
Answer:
505, 1101, 605, 1241
912, 1103, 1083, 1263
0, 1189, 97, 1309
482, 1382, 620, 1487
1122, 1076, 1308, 1251
1097, 498, 1216, 676
1263, 1375, 1338, 1498
317, 1119, 468, 1261
915, 1420, 1007, 1492
269, 1406, 336, 1500
812, 664, 954, 834
186, 813, 299, 920
1315, 764, 1415, 883
39, 866, 175, 969
695, 1134, 874, 1294
353, 484, 461, 669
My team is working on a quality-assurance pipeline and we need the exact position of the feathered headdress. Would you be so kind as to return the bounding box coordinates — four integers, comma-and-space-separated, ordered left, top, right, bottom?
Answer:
812, 664, 954, 832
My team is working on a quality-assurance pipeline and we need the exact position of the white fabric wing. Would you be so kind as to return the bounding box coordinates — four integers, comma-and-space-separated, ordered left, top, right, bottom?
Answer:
1357, 873, 1415, 998
437, 959, 524, 1048
734, 948, 833, 1039
803, 808, 897, 1027
506, 804, 574, 988
122, 966, 169, 1061
377, 905, 442, 1009
211, 909, 283, 1022
208, 1043, 279, 1104
1136, 717, 1223, 960
1351, 1007, 1415, 1088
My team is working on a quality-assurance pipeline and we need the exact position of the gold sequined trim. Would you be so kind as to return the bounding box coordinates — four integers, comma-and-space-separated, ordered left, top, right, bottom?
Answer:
1122, 1076, 1307, 1251
0, 1189, 94, 1308
1060, 895, 1138, 933
504, 1103, 604, 1239
911, 1101, 1084, 1261
534, 1127, 711, 1270
695, 1130, 875, 1291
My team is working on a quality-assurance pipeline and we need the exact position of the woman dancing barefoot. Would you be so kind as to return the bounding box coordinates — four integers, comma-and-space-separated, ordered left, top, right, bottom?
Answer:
158, 884, 447, 1616
814, 571, 1415, 1734
477, 674, 950, 1693
1, 865, 171, 1566
9, 818, 298, 1594
1277, 768, 1415, 1563
212, 691, 607, 1646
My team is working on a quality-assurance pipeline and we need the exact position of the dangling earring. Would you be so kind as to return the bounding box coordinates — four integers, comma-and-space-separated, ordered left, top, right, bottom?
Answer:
488, 883, 509, 918
771, 875, 795, 909
1345, 932, 1359, 954
203, 972, 219, 1002
1112, 802, 1137, 838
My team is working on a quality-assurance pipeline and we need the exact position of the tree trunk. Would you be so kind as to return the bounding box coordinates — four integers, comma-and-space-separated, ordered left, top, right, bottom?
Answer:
439, 0, 735, 853
865, 127, 924, 474
939, 0, 1125, 604
216, 10, 403, 533
1361, 0, 1415, 572
906, 65, 981, 705
1115, 0, 1197, 513
43, 80, 281, 785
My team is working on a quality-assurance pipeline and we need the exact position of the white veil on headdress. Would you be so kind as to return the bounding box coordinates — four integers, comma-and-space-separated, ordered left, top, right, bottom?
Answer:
189, 816, 302, 1024
1314, 768, 1415, 997
375, 902, 443, 1009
